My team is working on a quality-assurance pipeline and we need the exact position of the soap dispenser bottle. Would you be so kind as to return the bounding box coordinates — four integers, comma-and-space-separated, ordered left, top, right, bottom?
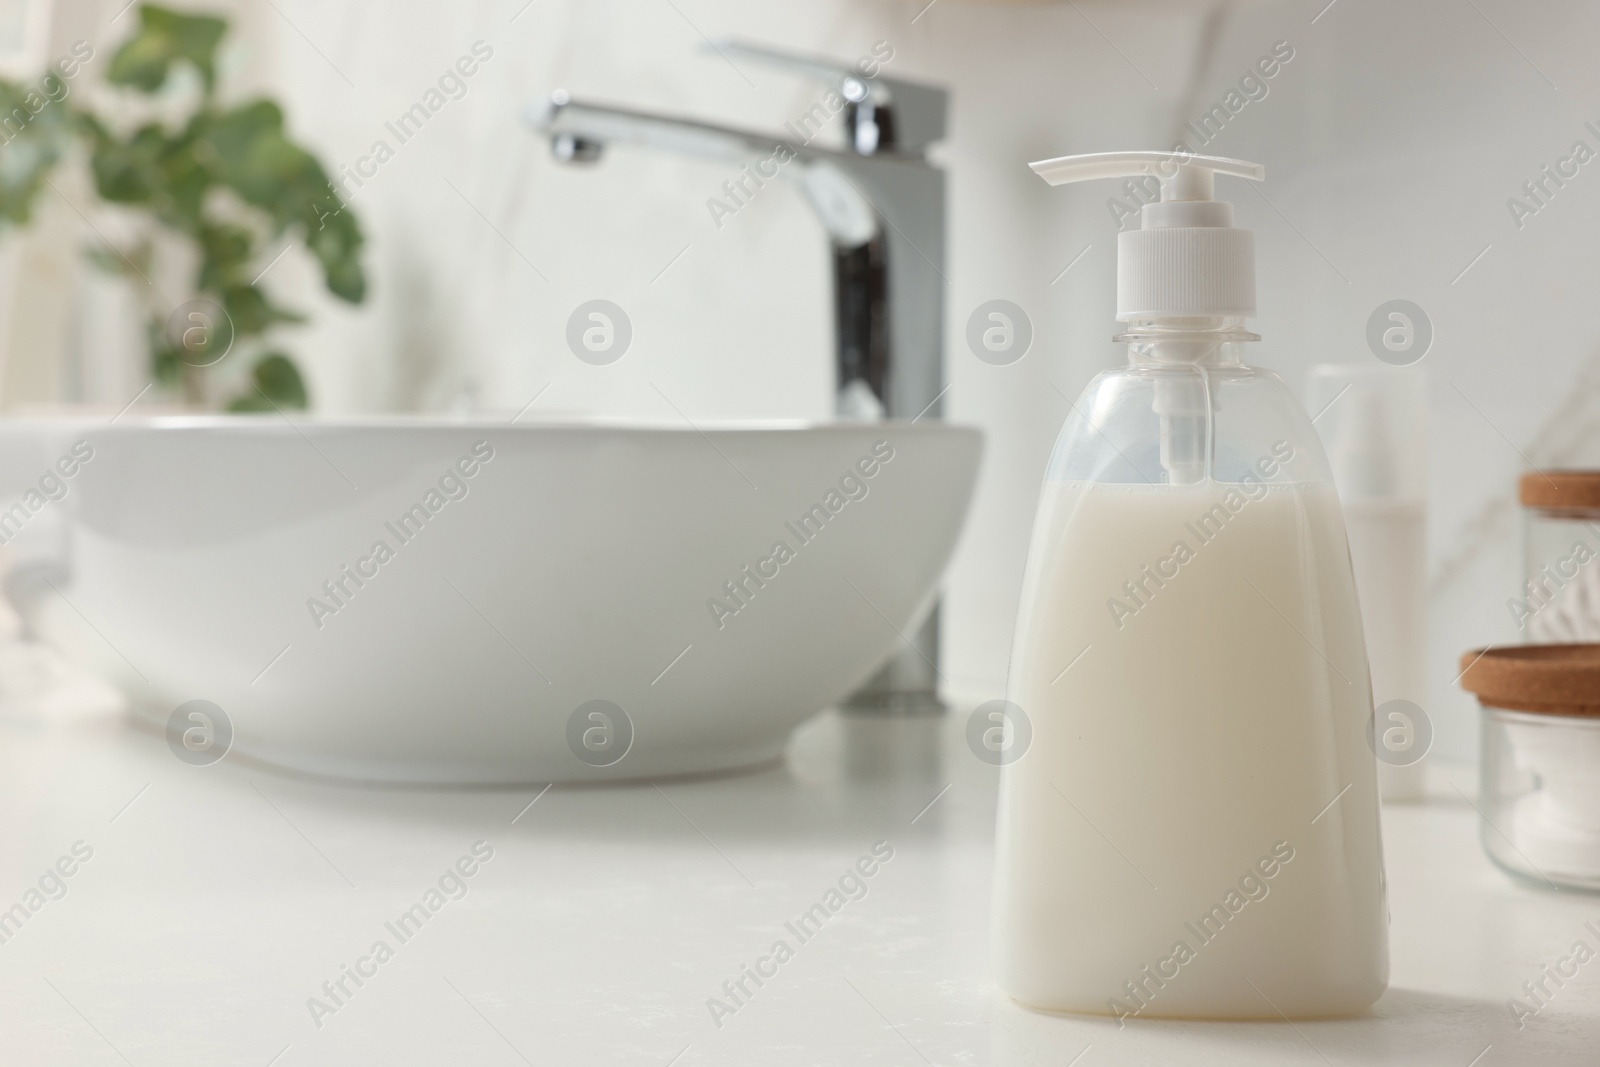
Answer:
993, 152, 1388, 1019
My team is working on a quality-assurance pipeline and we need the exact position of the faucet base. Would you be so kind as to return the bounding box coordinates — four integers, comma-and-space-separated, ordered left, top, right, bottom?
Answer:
841, 689, 945, 716
840, 608, 944, 716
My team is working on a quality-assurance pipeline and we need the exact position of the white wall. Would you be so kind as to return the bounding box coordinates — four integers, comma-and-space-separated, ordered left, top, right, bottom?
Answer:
31, 0, 1600, 768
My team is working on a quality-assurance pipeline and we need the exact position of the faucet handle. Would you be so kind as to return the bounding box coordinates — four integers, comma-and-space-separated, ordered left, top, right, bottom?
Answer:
710, 40, 947, 156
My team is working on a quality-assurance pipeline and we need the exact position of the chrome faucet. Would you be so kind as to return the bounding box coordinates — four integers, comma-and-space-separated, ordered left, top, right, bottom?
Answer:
528, 41, 948, 713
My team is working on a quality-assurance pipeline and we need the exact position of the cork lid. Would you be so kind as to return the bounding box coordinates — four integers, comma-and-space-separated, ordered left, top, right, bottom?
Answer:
1520, 471, 1600, 511
1459, 644, 1600, 716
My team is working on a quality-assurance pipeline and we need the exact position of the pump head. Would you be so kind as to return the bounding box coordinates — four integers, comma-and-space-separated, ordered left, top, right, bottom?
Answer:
1030, 151, 1265, 322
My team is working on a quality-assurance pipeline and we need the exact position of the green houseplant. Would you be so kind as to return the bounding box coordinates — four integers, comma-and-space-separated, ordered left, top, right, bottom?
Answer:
0, 3, 363, 411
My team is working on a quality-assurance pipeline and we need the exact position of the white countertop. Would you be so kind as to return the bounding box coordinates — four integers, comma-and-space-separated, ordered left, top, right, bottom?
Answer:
0, 705, 1596, 1066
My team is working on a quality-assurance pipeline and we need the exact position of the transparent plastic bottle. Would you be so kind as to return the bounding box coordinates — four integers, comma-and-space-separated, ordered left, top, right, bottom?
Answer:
992, 154, 1388, 1020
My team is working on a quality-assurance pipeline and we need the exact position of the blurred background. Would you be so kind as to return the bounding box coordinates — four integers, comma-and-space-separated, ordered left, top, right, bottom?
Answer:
4, 0, 1598, 769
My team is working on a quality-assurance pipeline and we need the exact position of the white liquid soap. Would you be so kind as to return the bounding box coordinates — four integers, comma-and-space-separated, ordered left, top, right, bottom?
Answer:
993, 152, 1389, 1020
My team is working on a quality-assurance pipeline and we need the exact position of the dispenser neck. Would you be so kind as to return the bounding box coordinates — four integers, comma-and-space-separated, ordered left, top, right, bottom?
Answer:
1115, 316, 1258, 369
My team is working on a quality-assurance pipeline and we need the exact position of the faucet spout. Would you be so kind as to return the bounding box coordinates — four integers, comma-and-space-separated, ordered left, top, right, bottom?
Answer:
532, 92, 879, 248
535, 91, 781, 167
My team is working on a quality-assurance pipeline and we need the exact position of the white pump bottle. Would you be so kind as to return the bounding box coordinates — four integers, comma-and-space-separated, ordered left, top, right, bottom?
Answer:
992, 152, 1389, 1019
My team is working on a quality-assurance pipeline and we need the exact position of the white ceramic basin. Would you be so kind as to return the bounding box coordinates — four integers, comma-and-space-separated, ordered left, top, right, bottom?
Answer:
0, 417, 981, 783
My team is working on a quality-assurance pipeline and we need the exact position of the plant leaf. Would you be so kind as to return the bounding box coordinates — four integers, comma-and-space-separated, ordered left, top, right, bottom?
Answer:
303, 194, 365, 302
146, 316, 184, 387
221, 283, 303, 337
197, 221, 253, 290
201, 100, 366, 303
0, 78, 72, 227
108, 5, 227, 95
228, 351, 307, 410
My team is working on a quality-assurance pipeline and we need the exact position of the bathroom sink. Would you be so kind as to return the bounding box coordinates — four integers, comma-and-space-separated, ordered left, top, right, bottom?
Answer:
0, 417, 981, 783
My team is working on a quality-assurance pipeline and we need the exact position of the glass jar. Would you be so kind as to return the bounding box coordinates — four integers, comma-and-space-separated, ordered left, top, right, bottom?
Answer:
1518, 472, 1600, 642
1460, 645, 1600, 891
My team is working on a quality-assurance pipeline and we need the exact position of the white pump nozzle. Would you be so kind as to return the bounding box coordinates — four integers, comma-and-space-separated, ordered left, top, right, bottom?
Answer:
1030, 151, 1263, 199
1029, 151, 1265, 321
